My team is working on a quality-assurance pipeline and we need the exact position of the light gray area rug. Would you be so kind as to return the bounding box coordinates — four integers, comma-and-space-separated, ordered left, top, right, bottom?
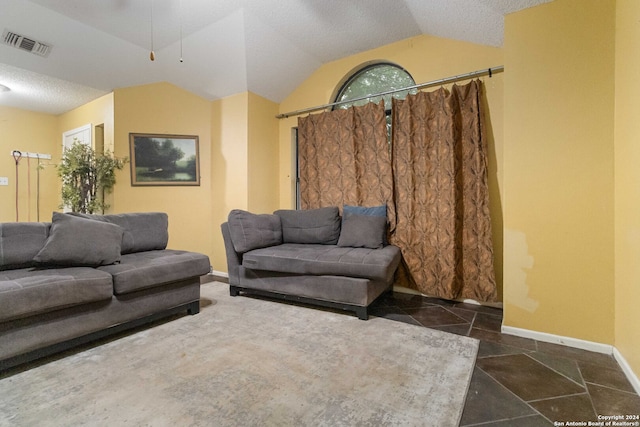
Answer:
0, 282, 478, 427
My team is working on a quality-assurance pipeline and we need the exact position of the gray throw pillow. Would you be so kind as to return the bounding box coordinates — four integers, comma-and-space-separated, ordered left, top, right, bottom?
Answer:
343, 204, 388, 244
274, 207, 341, 244
337, 212, 387, 249
227, 209, 282, 254
69, 212, 168, 254
33, 212, 124, 266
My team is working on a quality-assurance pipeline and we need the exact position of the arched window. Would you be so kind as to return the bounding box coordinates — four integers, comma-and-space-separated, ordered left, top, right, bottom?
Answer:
295, 62, 416, 207
333, 62, 416, 112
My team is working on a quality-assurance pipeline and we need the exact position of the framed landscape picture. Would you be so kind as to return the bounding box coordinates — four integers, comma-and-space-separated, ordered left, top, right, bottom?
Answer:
129, 133, 200, 186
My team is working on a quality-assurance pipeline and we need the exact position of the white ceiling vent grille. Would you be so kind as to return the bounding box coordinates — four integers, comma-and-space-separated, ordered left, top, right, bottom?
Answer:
2, 29, 52, 57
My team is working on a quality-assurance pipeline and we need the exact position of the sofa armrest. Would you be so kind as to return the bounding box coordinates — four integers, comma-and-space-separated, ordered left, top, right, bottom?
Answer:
221, 222, 241, 285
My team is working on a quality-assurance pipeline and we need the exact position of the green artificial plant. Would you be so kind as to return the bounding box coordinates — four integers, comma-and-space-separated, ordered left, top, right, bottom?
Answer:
58, 140, 128, 214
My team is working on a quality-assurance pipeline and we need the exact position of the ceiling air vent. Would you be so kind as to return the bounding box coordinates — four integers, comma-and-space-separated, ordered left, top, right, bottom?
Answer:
2, 29, 52, 57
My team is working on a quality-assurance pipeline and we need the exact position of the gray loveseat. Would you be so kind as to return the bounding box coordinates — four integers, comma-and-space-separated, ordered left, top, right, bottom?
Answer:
0, 212, 211, 370
221, 206, 401, 320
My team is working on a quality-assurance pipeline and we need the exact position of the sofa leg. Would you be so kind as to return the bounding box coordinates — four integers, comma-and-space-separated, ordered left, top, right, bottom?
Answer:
355, 307, 368, 320
187, 301, 200, 315
229, 286, 240, 297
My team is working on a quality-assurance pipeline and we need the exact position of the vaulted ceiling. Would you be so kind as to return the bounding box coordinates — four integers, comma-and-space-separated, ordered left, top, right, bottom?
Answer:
0, 0, 552, 115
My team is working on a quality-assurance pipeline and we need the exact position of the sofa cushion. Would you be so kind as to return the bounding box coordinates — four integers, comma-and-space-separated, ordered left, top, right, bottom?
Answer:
0, 267, 113, 322
274, 207, 341, 244
98, 250, 211, 295
0, 222, 50, 271
33, 213, 124, 267
227, 210, 282, 254
337, 212, 386, 249
241, 243, 401, 283
71, 212, 169, 254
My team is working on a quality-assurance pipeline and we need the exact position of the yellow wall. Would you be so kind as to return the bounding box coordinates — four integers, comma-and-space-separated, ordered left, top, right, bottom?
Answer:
212, 92, 248, 213
0, 107, 58, 223
210, 91, 280, 272
614, 0, 640, 378
247, 92, 279, 214
113, 82, 213, 259
211, 92, 248, 271
503, 0, 616, 343
278, 34, 505, 297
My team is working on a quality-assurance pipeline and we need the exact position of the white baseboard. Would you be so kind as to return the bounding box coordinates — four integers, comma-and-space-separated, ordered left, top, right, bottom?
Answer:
502, 325, 640, 395
613, 347, 640, 395
501, 325, 614, 354
209, 270, 228, 278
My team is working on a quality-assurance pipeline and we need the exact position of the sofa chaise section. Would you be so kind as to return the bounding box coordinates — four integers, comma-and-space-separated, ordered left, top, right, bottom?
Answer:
221, 207, 401, 319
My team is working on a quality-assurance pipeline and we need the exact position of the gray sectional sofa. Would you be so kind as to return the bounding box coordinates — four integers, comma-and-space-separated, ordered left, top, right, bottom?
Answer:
221, 206, 401, 320
0, 212, 211, 370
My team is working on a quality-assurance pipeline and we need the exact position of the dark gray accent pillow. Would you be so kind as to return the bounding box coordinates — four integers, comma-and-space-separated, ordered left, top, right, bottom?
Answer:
69, 212, 168, 254
337, 212, 387, 249
343, 204, 388, 244
227, 210, 282, 254
274, 207, 341, 244
33, 212, 124, 266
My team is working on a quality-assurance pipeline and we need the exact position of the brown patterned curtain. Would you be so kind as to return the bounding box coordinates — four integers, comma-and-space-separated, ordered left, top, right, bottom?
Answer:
298, 101, 395, 226
390, 80, 497, 302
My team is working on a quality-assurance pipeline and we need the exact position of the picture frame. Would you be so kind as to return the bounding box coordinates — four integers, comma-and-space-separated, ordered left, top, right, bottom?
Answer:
129, 133, 200, 186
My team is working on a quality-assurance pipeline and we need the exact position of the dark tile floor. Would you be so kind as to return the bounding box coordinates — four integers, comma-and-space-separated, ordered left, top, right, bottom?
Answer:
368, 291, 640, 426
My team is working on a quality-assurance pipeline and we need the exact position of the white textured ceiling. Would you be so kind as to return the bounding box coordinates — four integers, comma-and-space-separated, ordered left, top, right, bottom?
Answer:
0, 0, 552, 115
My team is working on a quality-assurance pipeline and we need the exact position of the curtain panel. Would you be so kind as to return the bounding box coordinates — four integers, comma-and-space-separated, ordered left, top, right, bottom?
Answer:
297, 80, 497, 303
297, 101, 396, 226
390, 80, 497, 302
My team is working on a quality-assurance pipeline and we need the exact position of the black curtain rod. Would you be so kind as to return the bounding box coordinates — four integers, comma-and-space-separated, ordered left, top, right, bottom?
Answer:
276, 65, 504, 119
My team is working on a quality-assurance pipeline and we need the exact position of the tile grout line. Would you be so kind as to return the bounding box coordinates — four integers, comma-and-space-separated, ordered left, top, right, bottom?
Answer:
523, 352, 587, 389
471, 365, 553, 425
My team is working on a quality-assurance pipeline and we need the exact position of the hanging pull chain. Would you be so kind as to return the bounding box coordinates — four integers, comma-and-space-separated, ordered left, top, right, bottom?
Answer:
150, 0, 155, 61
179, 0, 184, 63
12, 150, 22, 222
